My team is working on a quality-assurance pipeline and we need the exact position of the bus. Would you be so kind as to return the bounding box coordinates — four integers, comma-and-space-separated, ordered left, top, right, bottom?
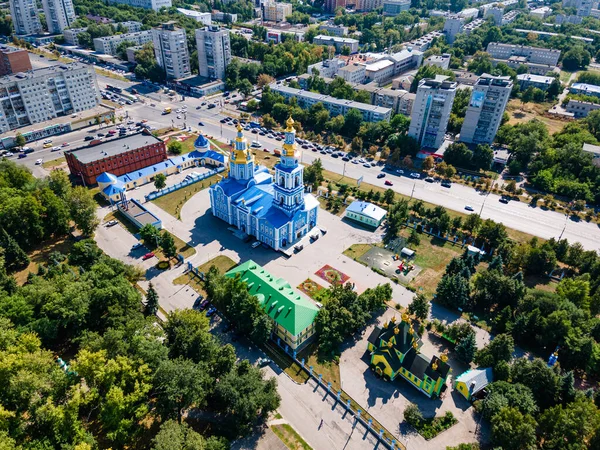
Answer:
162, 107, 172, 115
120, 92, 138, 102
106, 84, 122, 94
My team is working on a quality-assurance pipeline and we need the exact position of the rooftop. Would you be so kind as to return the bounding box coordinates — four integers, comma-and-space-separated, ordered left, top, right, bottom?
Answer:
225, 260, 319, 336
583, 143, 600, 156
455, 367, 493, 396
346, 200, 387, 221
314, 35, 359, 44
365, 59, 394, 72
0, 63, 91, 85
517, 73, 554, 84
572, 83, 600, 95
0, 45, 26, 54
66, 132, 163, 164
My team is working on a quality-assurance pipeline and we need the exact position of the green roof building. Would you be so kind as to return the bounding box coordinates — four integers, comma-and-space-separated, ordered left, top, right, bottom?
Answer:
225, 260, 319, 350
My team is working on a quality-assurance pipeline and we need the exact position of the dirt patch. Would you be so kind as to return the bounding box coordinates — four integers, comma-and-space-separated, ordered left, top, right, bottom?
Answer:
13, 236, 74, 285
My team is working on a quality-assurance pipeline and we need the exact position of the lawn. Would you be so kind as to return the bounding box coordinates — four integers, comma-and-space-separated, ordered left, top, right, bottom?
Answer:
343, 243, 374, 260
151, 173, 224, 218
253, 150, 278, 170
505, 99, 567, 135
13, 236, 73, 285
271, 424, 313, 450
42, 156, 66, 169
172, 255, 237, 297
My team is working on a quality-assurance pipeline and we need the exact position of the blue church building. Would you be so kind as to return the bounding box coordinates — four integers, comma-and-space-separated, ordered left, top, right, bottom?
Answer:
209, 117, 319, 251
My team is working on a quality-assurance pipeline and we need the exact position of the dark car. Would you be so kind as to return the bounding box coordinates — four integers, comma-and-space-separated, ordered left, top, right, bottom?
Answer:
207, 104, 216, 109
342, 157, 350, 161
199, 299, 210, 311
499, 197, 510, 204
441, 180, 452, 188
206, 306, 217, 317
377, 173, 386, 179
220, 118, 227, 123
84, 136, 94, 141
198, 121, 205, 126
424, 177, 435, 183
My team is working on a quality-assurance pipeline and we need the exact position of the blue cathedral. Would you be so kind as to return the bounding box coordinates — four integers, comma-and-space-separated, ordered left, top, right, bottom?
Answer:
207, 117, 319, 251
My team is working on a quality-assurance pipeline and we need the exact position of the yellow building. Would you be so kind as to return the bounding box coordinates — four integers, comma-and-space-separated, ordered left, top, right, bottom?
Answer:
367, 314, 451, 398
454, 367, 493, 402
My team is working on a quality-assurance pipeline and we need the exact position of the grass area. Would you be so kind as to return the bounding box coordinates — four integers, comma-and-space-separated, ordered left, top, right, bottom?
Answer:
94, 67, 128, 82
524, 274, 558, 293
297, 342, 341, 390
274, 412, 283, 420
173, 255, 237, 297
297, 279, 329, 303
151, 173, 224, 218
505, 99, 567, 135
316, 195, 347, 216
343, 244, 374, 260
253, 149, 278, 170
42, 156, 66, 169
411, 411, 458, 440
263, 341, 310, 384
559, 69, 577, 84
13, 236, 73, 285
173, 271, 207, 298
271, 424, 313, 450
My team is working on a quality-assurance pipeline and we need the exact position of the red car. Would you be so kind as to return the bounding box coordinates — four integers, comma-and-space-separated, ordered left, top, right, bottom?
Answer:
142, 252, 155, 260
384, 180, 393, 186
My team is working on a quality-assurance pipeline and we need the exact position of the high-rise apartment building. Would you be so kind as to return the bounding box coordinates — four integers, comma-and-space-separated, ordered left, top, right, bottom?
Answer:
563, 0, 593, 16
0, 63, 100, 133
382, 0, 411, 15
0, 45, 32, 75
42, 0, 76, 33
106, 0, 171, 11
196, 26, 231, 80
9, 0, 42, 35
325, 0, 346, 13
356, 0, 383, 11
152, 22, 191, 79
460, 74, 512, 145
443, 16, 464, 44
262, 1, 292, 22
408, 75, 457, 149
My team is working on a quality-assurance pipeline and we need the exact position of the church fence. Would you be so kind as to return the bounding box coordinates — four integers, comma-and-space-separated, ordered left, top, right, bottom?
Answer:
145, 167, 225, 201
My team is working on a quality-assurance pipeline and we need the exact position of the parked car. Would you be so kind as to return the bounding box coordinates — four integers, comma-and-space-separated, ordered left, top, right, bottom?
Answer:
142, 252, 155, 260
84, 136, 94, 141
499, 197, 510, 204
410, 173, 421, 179
251, 241, 261, 248
424, 177, 435, 183
199, 299, 210, 311
35, 158, 43, 165
131, 242, 143, 250
396, 169, 404, 174
441, 180, 452, 188
256, 357, 272, 367
192, 296, 205, 310
106, 220, 118, 227
206, 306, 217, 317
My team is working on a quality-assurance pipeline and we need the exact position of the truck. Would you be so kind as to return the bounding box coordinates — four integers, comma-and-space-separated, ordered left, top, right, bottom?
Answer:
249, 121, 261, 128
162, 107, 172, 115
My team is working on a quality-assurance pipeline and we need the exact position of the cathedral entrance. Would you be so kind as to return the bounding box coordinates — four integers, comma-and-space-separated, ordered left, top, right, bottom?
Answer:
282, 238, 287, 247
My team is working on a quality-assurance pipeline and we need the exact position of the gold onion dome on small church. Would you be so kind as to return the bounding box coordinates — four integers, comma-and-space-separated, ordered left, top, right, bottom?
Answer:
232, 123, 254, 164
282, 116, 296, 157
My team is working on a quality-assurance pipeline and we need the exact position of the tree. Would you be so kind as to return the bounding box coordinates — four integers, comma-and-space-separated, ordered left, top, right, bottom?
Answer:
350, 136, 363, 154
152, 420, 212, 450
15, 133, 25, 148
408, 293, 429, 321
304, 159, 324, 190
455, 332, 477, 364
153, 358, 210, 422
408, 227, 420, 246
383, 189, 395, 205
68, 238, 103, 269
477, 381, 538, 420
539, 397, 600, 448
444, 143, 472, 169
168, 141, 183, 155
139, 224, 161, 248
160, 232, 177, 260
48, 169, 72, 199
402, 155, 413, 168
474, 333, 514, 368
0, 228, 29, 271
238, 79, 253, 98
435, 274, 470, 309
472, 145, 493, 171
154, 173, 167, 191
510, 358, 561, 410
257, 73, 274, 88
490, 407, 537, 450
68, 186, 99, 235
404, 403, 423, 427
422, 155, 435, 171
562, 46, 591, 71
343, 108, 363, 137
145, 282, 159, 316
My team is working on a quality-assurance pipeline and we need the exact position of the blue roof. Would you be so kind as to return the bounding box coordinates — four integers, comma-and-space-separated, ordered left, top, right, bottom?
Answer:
97, 172, 118, 184
194, 134, 210, 148
235, 184, 275, 217
103, 182, 125, 196
117, 155, 194, 183
215, 178, 248, 197
189, 149, 225, 163
346, 201, 387, 221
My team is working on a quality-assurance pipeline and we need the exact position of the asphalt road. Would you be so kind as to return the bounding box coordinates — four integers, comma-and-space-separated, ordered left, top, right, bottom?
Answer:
23, 55, 600, 251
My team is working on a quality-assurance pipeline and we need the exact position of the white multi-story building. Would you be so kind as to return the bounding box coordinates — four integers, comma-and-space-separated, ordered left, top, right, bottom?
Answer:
408, 31, 444, 52
460, 74, 512, 145
0, 63, 100, 132
443, 16, 464, 44
563, 0, 593, 17
106, 0, 171, 11
262, 1, 292, 22
338, 63, 367, 84
63, 27, 87, 46
196, 25, 231, 80
307, 58, 346, 77
486, 43, 561, 66
152, 22, 191, 79
313, 35, 359, 54
93, 31, 153, 56
176, 8, 212, 25
382, 0, 411, 15
565, 99, 600, 118
530, 6, 552, 19
117, 21, 143, 32
42, 0, 76, 33
424, 53, 451, 70
270, 84, 392, 122
319, 23, 349, 36
485, 7, 504, 25
408, 75, 457, 149
9, 0, 42, 35
516, 73, 555, 91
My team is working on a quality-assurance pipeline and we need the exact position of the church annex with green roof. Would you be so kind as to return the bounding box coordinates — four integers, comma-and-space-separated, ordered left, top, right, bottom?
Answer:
225, 260, 319, 350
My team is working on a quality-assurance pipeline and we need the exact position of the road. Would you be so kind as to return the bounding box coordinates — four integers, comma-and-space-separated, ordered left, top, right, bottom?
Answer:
24, 54, 600, 251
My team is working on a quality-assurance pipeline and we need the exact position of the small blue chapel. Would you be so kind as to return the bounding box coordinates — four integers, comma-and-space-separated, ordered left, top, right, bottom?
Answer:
209, 117, 319, 251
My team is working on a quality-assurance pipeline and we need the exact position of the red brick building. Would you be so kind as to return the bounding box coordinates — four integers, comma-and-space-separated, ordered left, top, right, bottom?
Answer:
65, 131, 167, 185
0, 45, 32, 76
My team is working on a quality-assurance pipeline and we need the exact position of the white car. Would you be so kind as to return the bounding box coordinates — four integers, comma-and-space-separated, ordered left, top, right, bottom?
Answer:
35, 158, 43, 165
51, 146, 61, 152
251, 241, 261, 249
43, 139, 52, 144
4, 152, 13, 157
410, 173, 421, 179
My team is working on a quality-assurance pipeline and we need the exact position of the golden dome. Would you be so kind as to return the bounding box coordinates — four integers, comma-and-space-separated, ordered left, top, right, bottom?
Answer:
393, 327, 399, 335
412, 341, 418, 349
440, 351, 448, 363
432, 361, 438, 371
401, 312, 409, 323
237, 122, 243, 133
387, 341, 393, 348
383, 321, 389, 329
390, 316, 397, 323
285, 116, 295, 131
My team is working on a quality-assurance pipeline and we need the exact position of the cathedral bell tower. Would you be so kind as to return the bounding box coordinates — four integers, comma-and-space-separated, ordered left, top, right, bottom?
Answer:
273, 117, 304, 217
228, 123, 255, 182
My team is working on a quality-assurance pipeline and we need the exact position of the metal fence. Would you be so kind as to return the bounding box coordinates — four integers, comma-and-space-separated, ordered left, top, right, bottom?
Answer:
145, 167, 225, 201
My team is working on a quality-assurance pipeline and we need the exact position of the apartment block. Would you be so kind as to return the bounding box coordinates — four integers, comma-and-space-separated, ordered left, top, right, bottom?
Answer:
42, 0, 76, 33
176, 8, 212, 25
382, 0, 411, 15
424, 53, 451, 70
516, 73, 554, 91
0, 45, 32, 76
262, 2, 292, 22
356, 0, 383, 11
325, 0, 346, 12
408, 31, 444, 52
556, 14, 583, 24
93, 31, 153, 56
565, 99, 600, 118
152, 22, 191, 79
270, 84, 392, 122
196, 25, 231, 80
313, 35, 359, 54
486, 43, 561, 66
0, 63, 100, 133
307, 58, 346, 78
443, 16, 464, 44
118, 21, 143, 32
63, 28, 88, 46
106, 0, 171, 11
9, 0, 42, 35
570, 83, 600, 98
319, 23, 349, 36
530, 6, 552, 19
408, 75, 457, 149
460, 74, 512, 145
485, 7, 504, 25
563, 0, 593, 16
211, 11, 238, 22
338, 63, 367, 84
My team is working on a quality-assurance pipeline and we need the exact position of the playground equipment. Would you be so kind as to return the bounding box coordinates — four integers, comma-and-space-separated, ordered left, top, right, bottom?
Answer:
395, 259, 415, 274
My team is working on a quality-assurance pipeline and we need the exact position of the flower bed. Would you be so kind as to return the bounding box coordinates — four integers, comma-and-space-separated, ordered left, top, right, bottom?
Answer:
315, 264, 350, 285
